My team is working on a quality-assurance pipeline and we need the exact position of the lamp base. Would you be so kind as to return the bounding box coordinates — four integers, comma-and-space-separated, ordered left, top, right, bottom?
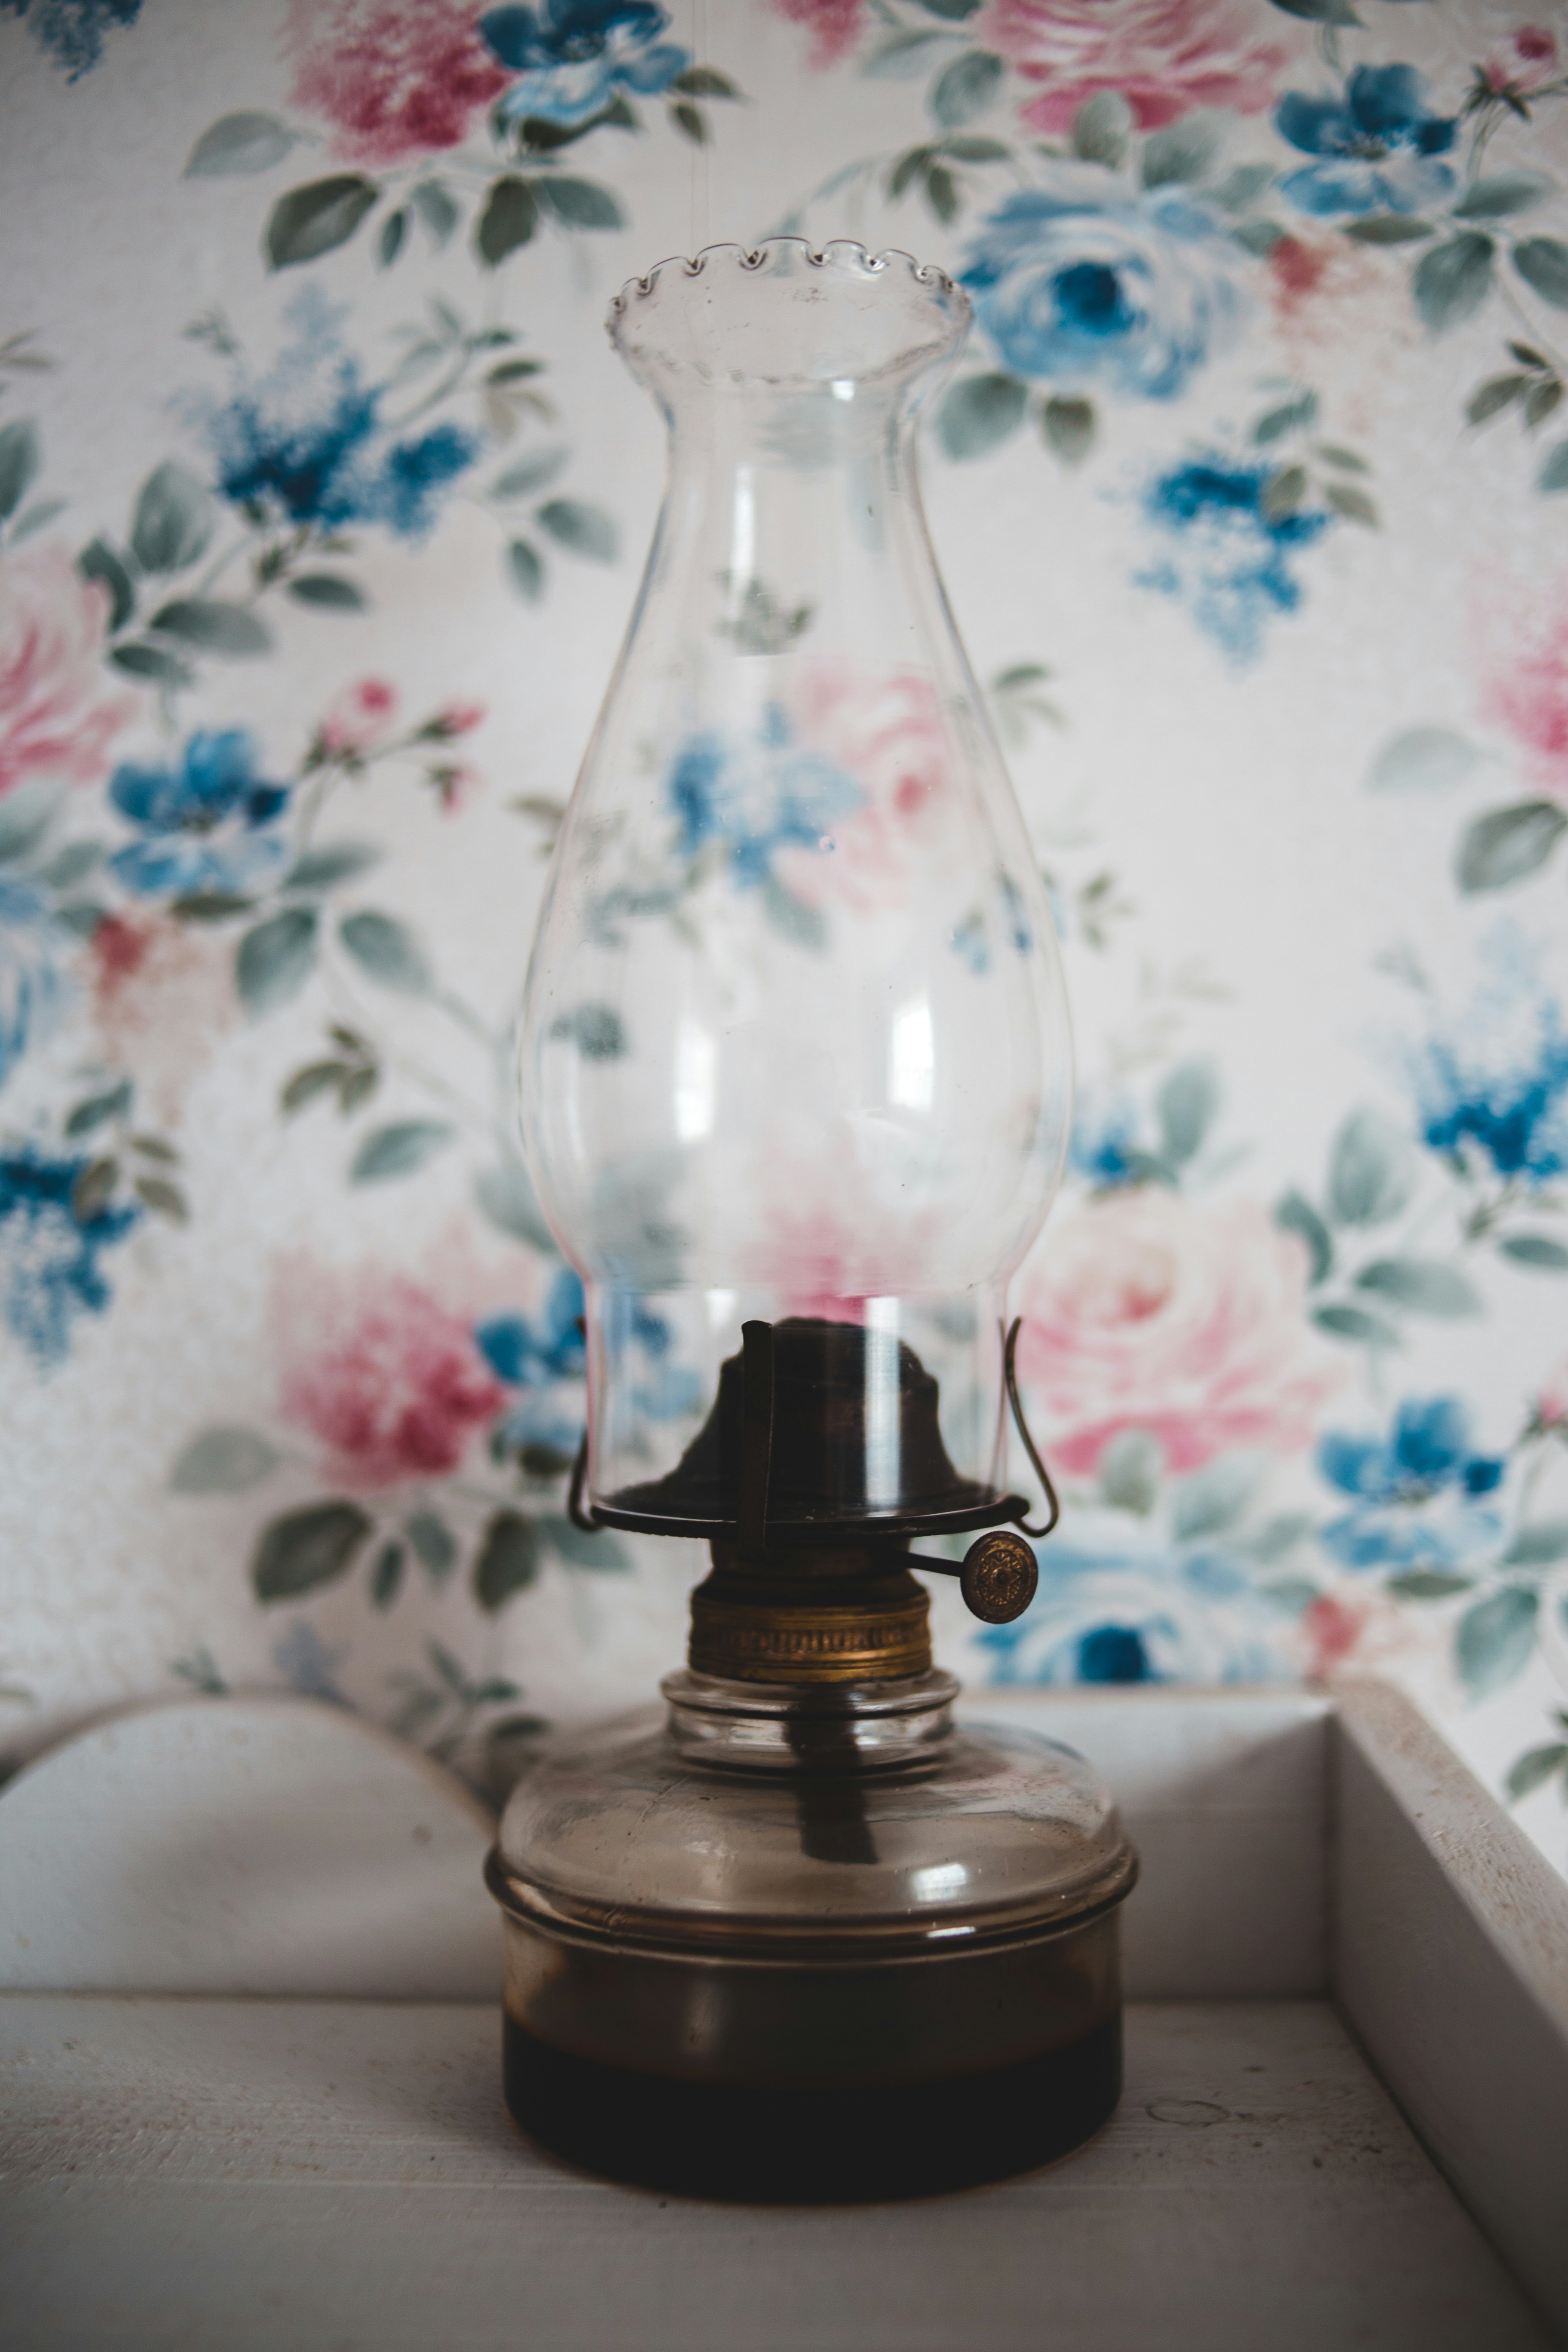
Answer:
503, 2011, 1121, 2201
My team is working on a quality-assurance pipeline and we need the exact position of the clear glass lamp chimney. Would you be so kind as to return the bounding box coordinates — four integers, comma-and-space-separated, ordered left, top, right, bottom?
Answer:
516, 240, 1072, 1541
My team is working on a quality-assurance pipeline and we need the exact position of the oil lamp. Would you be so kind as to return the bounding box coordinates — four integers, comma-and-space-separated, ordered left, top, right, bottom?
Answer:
487, 240, 1137, 2199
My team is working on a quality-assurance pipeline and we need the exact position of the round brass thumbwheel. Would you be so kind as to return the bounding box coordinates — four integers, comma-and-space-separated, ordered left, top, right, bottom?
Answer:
959, 1529, 1038, 1625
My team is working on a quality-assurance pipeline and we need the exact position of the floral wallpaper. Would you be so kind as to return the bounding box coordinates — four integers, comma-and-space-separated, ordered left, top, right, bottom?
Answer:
4, 0, 1568, 1854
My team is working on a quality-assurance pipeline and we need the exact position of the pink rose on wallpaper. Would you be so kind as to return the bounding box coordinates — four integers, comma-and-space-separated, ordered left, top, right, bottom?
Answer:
1484, 24, 1558, 97
283, 0, 511, 168
89, 913, 239, 1121
1014, 1187, 1339, 1476
769, 0, 865, 69
778, 663, 954, 912
980, 0, 1298, 133
273, 1257, 508, 1488
1479, 575, 1568, 796
0, 546, 138, 800
320, 676, 400, 755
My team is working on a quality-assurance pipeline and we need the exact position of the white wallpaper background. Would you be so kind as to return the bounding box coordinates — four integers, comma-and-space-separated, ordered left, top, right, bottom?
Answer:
3, 0, 1568, 1862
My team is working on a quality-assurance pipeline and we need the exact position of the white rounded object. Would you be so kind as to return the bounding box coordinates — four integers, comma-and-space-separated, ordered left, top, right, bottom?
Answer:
0, 1696, 500, 1997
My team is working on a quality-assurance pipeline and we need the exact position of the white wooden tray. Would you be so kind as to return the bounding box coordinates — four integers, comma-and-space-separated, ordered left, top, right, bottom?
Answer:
1, 1678, 1564, 2350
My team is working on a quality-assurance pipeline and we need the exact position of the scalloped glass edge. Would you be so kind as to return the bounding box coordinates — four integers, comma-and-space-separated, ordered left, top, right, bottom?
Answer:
607, 236, 968, 322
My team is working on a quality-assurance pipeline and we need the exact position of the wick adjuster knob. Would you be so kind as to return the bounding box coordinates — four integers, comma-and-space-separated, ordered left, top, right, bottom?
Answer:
909, 1529, 1038, 1626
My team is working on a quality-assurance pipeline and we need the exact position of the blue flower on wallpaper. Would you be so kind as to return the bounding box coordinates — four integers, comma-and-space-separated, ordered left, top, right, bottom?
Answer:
1276, 65, 1457, 220
1406, 930, 1568, 1186
960, 171, 1249, 403
1317, 1396, 1504, 1571
481, 0, 687, 127
0, 1146, 140, 1368
107, 729, 291, 899
201, 295, 480, 543
972, 1499, 1289, 1687
0, 0, 141, 80
478, 1267, 588, 1466
669, 706, 861, 890
0, 876, 67, 1091
272, 1622, 348, 1706
1070, 1096, 1140, 1191
603, 1287, 704, 1421
1136, 452, 1332, 666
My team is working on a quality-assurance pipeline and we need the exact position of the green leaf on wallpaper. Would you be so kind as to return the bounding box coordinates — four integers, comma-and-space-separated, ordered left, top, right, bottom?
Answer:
133, 1173, 188, 1222
762, 874, 827, 951
5, 493, 61, 547
266, 175, 379, 269
1326, 1107, 1415, 1228
129, 461, 214, 574
40, 840, 104, 891
236, 906, 318, 1014
1325, 482, 1378, 528
539, 177, 625, 230
1454, 175, 1553, 221
284, 841, 380, 892
148, 598, 271, 655
1246, 1513, 1313, 1564
1141, 112, 1222, 190
1355, 1257, 1481, 1317
1275, 1189, 1333, 1285
170, 1426, 280, 1493
1212, 162, 1277, 212
110, 640, 193, 687
672, 65, 741, 98
1456, 800, 1568, 891
1413, 233, 1495, 334
937, 372, 1026, 460
536, 498, 618, 561
912, 0, 982, 18
251, 1500, 374, 1602
549, 1002, 625, 1059
924, 163, 959, 224
1267, 0, 1361, 25
1455, 1585, 1538, 1698
0, 781, 59, 863
1253, 390, 1317, 444
542, 1514, 631, 1570
1539, 440, 1568, 493
1156, 1059, 1219, 1168
339, 910, 433, 995
79, 537, 136, 630
1387, 1571, 1475, 1601
475, 1158, 554, 1251
405, 1507, 457, 1582
928, 49, 1004, 129
1259, 465, 1307, 523
477, 177, 539, 266
184, 112, 296, 177
1506, 1742, 1568, 1802
64, 1081, 130, 1137
1365, 726, 1482, 792
1170, 1455, 1258, 1542
378, 208, 407, 268
1512, 237, 1568, 312
349, 1120, 455, 1183
411, 178, 460, 248
473, 1509, 542, 1611
670, 101, 707, 146
280, 1060, 349, 1115
371, 1540, 405, 1608
1498, 1232, 1568, 1270
288, 572, 367, 610
1525, 378, 1563, 429
492, 448, 567, 499
1311, 1301, 1400, 1347
0, 418, 41, 523
1097, 1430, 1163, 1515
1345, 216, 1432, 245
1071, 92, 1132, 168
507, 538, 545, 600
1503, 1520, 1568, 1568
1041, 396, 1095, 465
942, 135, 1009, 164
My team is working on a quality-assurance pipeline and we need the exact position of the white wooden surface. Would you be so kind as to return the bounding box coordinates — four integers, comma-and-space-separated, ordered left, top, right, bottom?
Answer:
1333, 1677, 1568, 2343
0, 1993, 1551, 2352
0, 1697, 497, 1997
0, 1687, 1329, 2000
